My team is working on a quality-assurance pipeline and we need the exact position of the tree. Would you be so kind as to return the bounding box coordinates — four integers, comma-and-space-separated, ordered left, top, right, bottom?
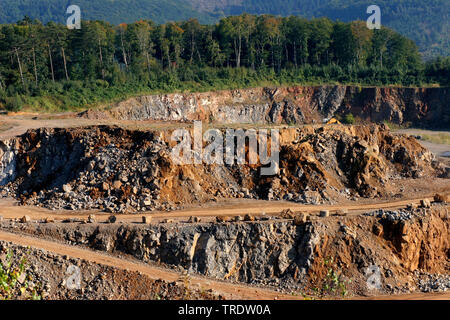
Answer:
350, 21, 373, 66
308, 18, 333, 65
331, 22, 355, 66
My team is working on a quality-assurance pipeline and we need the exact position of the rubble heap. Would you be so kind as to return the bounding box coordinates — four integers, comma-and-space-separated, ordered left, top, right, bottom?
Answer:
0, 124, 441, 212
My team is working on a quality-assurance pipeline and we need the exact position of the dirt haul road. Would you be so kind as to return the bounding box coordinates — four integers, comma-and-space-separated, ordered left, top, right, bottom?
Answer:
0, 195, 447, 223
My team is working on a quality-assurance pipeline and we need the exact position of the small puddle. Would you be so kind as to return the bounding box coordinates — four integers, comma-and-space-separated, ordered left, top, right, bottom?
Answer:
442, 151, 450, 158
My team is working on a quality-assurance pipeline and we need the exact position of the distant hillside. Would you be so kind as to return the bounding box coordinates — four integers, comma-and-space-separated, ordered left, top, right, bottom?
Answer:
188, 0, 449, 59
0, 0, 216, 25
0, 0, 448, 58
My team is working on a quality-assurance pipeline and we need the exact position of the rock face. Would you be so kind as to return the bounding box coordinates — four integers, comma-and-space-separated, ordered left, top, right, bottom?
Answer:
81, 86, 450, 129
0, 124, 440, 212
0, 139, 18, 185
2, 206, 448, 294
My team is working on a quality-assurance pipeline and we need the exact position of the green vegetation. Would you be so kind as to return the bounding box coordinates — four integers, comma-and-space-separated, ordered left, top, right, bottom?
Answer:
314, 257, 351, 299
0, 15, 448, 112
215, 0, 449, 59
0, 0, 215, 25
382, 121, 413, 130
0, 1, 447, 58
0, 250, 43, 300
343, 113, 356, 124
422, 133, 450, 145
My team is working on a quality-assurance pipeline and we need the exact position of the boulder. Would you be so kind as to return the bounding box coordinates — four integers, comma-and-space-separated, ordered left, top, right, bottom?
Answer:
293, 213, 308, 225
142, 216, 152, 224
319, 210, 330, 217
244, 214, 255, 222
434, 193, 449, 203
20, 215, 31, 223
420, 199, 431, 208
112, 180, 122, 190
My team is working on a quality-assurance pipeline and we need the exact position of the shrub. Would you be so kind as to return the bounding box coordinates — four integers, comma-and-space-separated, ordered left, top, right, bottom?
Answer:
0, 250, 42, 300
4, 95, 23, 112
343, 113, 355, 124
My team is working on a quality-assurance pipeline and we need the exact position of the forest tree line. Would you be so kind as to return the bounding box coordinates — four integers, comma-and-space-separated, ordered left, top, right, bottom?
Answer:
0, 14, 448, 111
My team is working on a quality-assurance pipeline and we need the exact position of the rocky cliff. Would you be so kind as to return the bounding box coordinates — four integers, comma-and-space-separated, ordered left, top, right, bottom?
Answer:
81, 86, 450, 128
1, 206, 448, 295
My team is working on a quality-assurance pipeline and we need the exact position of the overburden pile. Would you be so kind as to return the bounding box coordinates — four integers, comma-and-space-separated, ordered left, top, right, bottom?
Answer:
0, 124, 443, 213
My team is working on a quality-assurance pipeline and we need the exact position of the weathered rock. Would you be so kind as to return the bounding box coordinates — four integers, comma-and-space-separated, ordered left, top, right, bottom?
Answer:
20, 215, 31, 223
319, 210, 330, 217
84, 86, 450, 129
433, 193, 449, 203
420, 199, 431, 208
280, 209, 294, 219
108, 215, 117, 223
142, 216, 152, 224
87, 214, 96, 223
0, 124, 438, 215
373, 222, 384, 236
293, 213, 308, 225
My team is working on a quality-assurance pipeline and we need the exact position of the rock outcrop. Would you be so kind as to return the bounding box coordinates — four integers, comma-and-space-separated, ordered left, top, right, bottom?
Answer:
81, 86, 450, 128
2, 206, 448, 295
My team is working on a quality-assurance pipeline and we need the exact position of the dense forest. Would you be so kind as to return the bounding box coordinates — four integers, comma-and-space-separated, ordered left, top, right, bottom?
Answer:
0, 14, 448, 112
199, 0, 450, 59
0, 0, 448, 59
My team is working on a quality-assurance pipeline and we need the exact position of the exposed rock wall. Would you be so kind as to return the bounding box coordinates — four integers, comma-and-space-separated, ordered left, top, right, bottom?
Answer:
85, 86, 450, 128
2, 206, 448, 294
0, 139, 18, 185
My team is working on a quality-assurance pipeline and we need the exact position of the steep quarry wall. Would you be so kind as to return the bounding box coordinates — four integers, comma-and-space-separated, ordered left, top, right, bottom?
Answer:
83, 86, 450, 128
1, 206, 448, 295
0, 139, 18, 185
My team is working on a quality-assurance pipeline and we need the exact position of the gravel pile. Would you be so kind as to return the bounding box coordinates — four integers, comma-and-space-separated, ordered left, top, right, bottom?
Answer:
364, 209, 416, 222
0, 124, 438, 212
415, 271, 450, 292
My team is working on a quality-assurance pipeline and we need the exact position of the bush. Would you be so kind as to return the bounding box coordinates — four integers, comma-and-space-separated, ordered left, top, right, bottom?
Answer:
4, 95, 23, 112
343, 113, 355, 124
0, 250, 42, 300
